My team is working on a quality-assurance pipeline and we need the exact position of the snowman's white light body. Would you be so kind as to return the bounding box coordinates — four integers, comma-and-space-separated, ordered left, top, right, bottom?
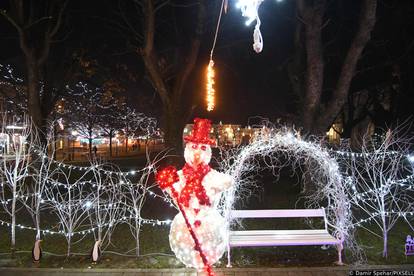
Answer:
166, 142, 233, 269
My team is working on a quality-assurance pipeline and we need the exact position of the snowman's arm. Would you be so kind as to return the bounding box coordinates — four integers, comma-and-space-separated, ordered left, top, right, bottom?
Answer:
220, 172, 233, 190
208, 170, 234, 192
164, 171, 185, 199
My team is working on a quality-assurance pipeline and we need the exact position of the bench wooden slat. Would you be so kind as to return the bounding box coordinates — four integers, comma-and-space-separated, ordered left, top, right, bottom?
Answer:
231, 234, 337, 241
229, 235, 339, 247
230, 233, 336, 240
230, 234, 338, 241
230, 209, 326, 218
230, 229, 328, 236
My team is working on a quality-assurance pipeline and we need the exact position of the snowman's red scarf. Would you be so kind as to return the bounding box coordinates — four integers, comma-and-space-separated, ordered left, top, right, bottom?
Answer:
180, 163, 211, 208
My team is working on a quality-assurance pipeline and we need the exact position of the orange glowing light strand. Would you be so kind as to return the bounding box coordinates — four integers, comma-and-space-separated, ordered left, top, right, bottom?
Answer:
206, 0, 225, 112
206, 59, 215, 111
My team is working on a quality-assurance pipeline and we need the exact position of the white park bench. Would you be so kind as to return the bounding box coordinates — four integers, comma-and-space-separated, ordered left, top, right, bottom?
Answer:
227, 208, 343, 266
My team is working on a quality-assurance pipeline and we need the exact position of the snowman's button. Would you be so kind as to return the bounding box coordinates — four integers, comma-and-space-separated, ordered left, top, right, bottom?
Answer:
194, 220, 201, 227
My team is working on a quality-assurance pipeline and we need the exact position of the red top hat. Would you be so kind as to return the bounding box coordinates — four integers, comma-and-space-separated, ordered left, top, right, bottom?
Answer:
184, 118, 216, 146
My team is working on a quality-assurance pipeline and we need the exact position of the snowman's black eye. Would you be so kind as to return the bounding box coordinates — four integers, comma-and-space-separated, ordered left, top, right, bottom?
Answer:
201, 145, 206, 151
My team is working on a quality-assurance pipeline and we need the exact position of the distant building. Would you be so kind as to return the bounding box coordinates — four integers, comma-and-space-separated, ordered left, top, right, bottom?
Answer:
326, 122, 343, 145
183, 122, 266, 147
184, 120, 350, 147
0, 121, 27, 156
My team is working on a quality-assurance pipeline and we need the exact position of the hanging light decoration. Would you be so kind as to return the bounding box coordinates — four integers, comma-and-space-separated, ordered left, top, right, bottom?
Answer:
236, 0, 265, 53
236, 0, 284, 53
206, 59, 215, 112
205, 0, 225, 112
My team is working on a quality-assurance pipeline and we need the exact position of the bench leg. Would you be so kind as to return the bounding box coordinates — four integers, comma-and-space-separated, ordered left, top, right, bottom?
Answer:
226, 244, 232, 268
336, 242, 344, 265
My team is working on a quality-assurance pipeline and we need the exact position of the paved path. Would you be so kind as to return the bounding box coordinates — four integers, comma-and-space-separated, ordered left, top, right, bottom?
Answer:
0, 265, 413, 276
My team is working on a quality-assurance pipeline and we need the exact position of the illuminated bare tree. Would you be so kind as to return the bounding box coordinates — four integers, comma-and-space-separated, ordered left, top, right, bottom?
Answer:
123, 107, 156, 137
122, 150, 166, 257
346, 128, 414, 258
63, 82, 103, 155
0, 64, 27, 116
19, 131, 54, 241
87, 159, 126, 248
0, 114, 35, 254
44, 165, 94, 257
97, 90, 126, 157
0, 0, 68, 134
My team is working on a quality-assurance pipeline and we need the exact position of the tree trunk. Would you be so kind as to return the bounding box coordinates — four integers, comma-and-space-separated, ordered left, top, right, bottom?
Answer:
36, 210, 41, 240
140, 0, 205, 153
287, 10, 304, 107
135, 219, 140, 257
314, 0, 377, 133
11, 191, 16, 256
382, 229, 388, 258
298, 0, 325, 132
67, 235, 71, 257
27, 59, 46, 139
97, 186, 102, 241
53, 124, 57, 160
162, 105, 184, 153
125, 125, 128, 153
88, 137, 93, 156
297, 0, 377, 134
381, 215, 388, 258
109, 134, 113, 158
381, 197, 388, 258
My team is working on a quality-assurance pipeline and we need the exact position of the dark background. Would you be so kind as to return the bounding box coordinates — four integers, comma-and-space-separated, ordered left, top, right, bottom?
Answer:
1, 0, 413, 125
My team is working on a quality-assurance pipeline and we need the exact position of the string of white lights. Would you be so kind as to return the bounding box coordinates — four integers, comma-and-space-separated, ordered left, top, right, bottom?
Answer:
1, 188, 184, 214
353, 211, 414, 227
330, 148, 408, 158
349, 180, 414, 200
2, 176, 408, 247
0, 216, 172, 237
32, 148, 143, 177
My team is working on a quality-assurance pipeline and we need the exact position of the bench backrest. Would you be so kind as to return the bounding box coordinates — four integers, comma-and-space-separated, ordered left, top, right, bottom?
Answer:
229, 208, 328, 230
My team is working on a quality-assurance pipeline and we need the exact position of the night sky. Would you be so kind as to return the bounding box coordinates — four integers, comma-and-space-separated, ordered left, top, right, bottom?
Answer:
1, 0, 414, 125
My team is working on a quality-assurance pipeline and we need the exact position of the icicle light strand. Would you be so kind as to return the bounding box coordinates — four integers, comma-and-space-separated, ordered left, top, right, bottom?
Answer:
206, 59, 215, 111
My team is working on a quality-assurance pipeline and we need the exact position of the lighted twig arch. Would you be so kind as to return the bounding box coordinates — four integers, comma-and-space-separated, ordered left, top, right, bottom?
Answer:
219, 126, 355, 264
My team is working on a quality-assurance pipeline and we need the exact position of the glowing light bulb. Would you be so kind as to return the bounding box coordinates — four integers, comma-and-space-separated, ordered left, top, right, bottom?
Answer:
84, 201, 92, 209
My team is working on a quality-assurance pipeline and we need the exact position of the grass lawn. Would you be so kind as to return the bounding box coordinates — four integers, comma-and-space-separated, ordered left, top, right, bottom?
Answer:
0, 167, 413, 268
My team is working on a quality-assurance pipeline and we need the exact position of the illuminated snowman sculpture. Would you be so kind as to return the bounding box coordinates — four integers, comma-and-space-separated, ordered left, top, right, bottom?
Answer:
156, 118, 233, 275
